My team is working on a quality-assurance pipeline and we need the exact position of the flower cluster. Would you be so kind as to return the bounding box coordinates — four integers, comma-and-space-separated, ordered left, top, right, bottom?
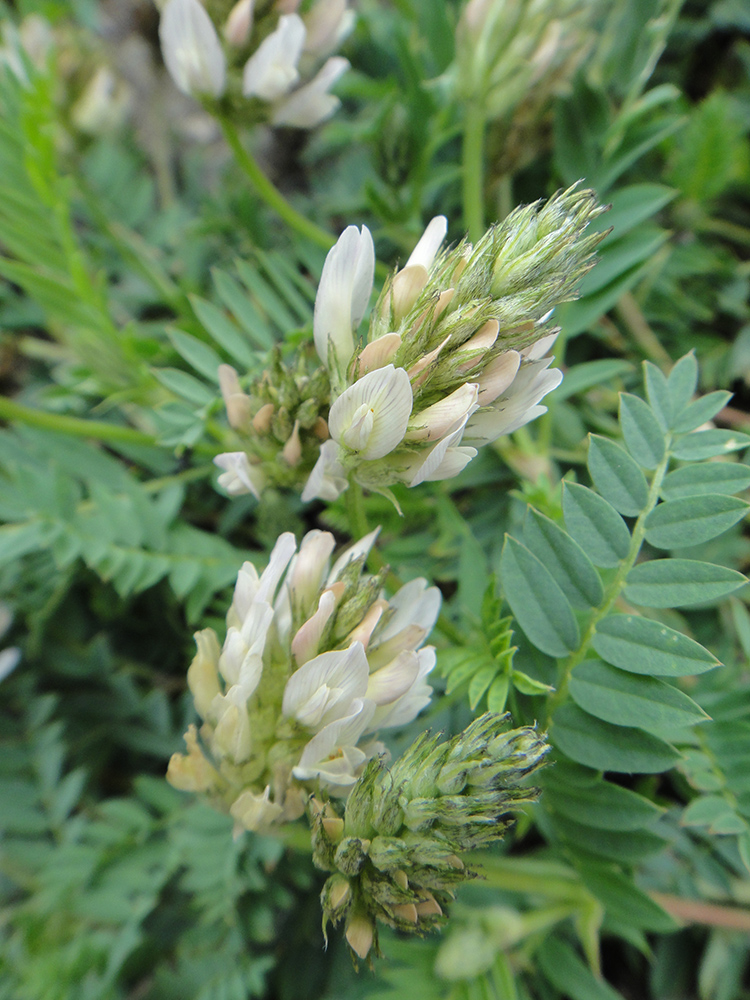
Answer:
167, 527, 441, 832
213, 186, 605, 506
311, 712, 549, 960
158, 0, 352, 128
302, 184, 605, 504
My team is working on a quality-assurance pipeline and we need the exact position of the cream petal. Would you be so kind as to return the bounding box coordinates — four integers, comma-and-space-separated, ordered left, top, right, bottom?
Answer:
368, 647, 436, 731
256, 532, 297, 604
287, 530, 336, 614
230, 785, 284, 832
291, 589, 337, 665
282, 642, 369, 728
379, 578, 441, 641
159, 0, 227, 97
476, 350, 521, 404
301, 440, 348, 502
313, 225, 375, 371
406, 383, 479, 442
329, 364, 413, 460
242, 13, 305, 100
214, 451, 265, 499
406, 216, 448, 270
293, 698, 375, 786
327, 527, 381, 584
271, 56, 349, 128
366, 650, 420, 705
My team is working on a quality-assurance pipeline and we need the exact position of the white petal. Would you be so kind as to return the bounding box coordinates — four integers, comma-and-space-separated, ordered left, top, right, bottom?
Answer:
301, 440, 349, 502
366, 650, 420, 705
229, 560, 261, 625
293, 698, 375, 786
368, 647, 435, 731
282, 642, 369, 728
379, 577, 441, 641
425, 444, 477, 482
464, 361, 563, 445
329, 365, 413, 460
291, 589, 337, 665
313, 225, 375, 371
214, 451, 265, 499
406, 383, 479, 442
230, 785, 283, 832
303, 0, 354, 59
159, 0, 226, 98
406, 216, 448, 270
523, 331, 559, 360
224, 0, 254, 47
405, 417, 472, 487
476, 350, 521, 404
271, 56, 349, 128
287, 529, 336, 614
242, 13, 305, 100
256, 532, 297, 604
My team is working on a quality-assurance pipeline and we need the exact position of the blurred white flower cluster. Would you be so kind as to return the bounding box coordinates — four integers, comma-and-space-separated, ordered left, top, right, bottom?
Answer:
168, 527, 440, 832
158, 0, 352, 128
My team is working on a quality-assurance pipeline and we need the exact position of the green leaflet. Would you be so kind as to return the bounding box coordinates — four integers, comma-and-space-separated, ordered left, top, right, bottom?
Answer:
167, 329, 223, 383
562, 481, 631, 567
548, 812, 669, 863
661, 462, 750, 498
672, 391, 733, 434
644, 361, 673, 431
592, 614, 719, 676
499, 536, 580, 657
625, 560, 748, 607
537, 937, 627, 1000
542, 772, 663, 831
666, 351, 698, 412
672, 429, 750, 461
552, 704, 680, 773
587, 435, 649, 516
568, 660, 709, 731
522, 509, 604, 610
644, 494, 749, 549
577, 863, 678, 932
682, 795, 746, 835
619, 393, 665, 469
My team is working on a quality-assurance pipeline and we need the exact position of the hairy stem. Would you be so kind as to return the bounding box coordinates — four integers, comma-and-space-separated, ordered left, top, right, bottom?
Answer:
462, 102, 487, 243
218, 117, 335, 253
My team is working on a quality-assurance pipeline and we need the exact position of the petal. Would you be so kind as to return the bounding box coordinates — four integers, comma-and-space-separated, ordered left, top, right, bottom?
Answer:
271, 56, 349, 128
313, 225, 375, 370
476, 350, 521, 404
214, 451, 265, 499
366, 650, 420, 705
329, 364, 413, 460
256, 532, 298, 604
327, 526, 380, 584
406, 382, 479, 442
405, 417, 471, 487
286, 529, 336, 615
303, 0, 354, 58
368, 648, 435, 731
291, 589, 337, 665
356, 332, 402, 376
282, 642, 369, 728
293, 698, 376, 785
301, 440, 349, 502
187, 628, 222, 718
406, 216, 448, 270
242, 13, 305, 100
159, 0, 226, 97
230, 785, 284, 832
379, 577, 442, 641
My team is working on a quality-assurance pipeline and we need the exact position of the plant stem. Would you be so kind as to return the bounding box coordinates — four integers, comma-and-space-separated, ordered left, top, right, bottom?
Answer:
218, 116, 335, 253
462, 102, 487, 243
546, 440, 672, 719
345, 480, 370, 541
0, 395, 216, 456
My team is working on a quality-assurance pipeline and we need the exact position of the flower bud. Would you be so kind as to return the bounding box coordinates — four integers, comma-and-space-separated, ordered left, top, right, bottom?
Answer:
224, 0, 254, 47
159, 0, 227, 98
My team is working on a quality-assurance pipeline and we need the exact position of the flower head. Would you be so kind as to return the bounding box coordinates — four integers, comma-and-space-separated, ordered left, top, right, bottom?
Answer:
168, 528, 441, 832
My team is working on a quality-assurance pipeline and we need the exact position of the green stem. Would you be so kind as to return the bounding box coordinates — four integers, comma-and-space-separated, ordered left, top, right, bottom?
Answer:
546, 440, 672, 720
345, 479, 370, 541
462, 102, 487, 243
218, 116, 335, 253
0, 395, 216, 456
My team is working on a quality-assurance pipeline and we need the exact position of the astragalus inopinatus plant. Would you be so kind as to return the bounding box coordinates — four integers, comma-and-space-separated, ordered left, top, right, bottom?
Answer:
215, 185, 607, 505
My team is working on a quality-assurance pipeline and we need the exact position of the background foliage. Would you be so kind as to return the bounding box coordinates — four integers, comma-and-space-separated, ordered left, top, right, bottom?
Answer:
1, 0, 750, 997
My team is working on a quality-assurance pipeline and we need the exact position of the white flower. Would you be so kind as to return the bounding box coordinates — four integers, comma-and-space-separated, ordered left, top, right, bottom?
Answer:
272, 55, 349, 128
242, 13, 305, 100
282, 642, 369, 729
369, 647, 436, 731
329, 364, 413, 460
214, 451, 266, 499
159, 0, 227, 98
302, 439, 349, 502
402, 416, 477, 487
230, 785, 284, 831
313, 225, 375, 373
293, 699, 376, 789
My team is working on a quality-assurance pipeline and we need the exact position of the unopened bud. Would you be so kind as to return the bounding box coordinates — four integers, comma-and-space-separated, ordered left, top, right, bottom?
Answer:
346, 912, 375, 960
252, 402, 275, 433
282, 420, 303, 466
224, 0, 254, 46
